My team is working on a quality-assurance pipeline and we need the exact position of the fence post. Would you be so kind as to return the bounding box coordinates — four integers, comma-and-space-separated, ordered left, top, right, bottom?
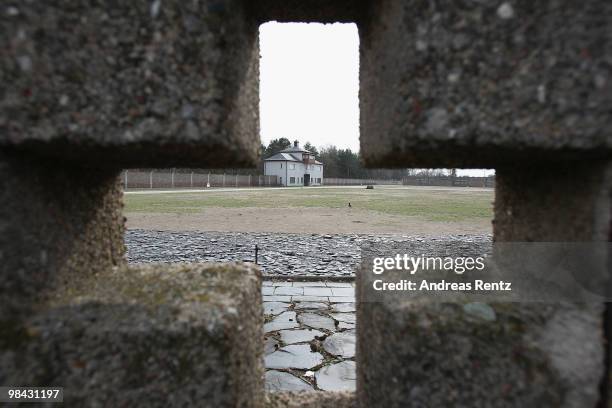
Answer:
248, 174, 251, 187
235, 174, 238, 188
223, 173, 225, 187
149, 170, 154, 189
124, 170, 128, 190
190, 171, 194, 188
207, 173, 210, 188
171, 168, 175, 188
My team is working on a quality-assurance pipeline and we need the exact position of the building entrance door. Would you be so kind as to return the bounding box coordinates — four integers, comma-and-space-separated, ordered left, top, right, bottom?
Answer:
304, 174, 310, 186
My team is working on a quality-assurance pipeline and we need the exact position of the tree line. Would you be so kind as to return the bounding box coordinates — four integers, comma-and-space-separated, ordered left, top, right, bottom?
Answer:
260, 138, 448, 180
162, 138, 457, 180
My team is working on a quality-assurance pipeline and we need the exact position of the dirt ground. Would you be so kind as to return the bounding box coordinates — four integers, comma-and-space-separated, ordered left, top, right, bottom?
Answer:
125, 207, 492, 235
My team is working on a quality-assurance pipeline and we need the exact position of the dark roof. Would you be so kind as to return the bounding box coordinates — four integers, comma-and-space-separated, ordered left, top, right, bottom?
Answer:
264, 152, 323, 165
264, 142, 323, 164
264, 152, 301, 162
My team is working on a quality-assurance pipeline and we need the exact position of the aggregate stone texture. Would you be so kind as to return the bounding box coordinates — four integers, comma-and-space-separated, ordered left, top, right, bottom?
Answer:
360, 0, 612, 169
1, 263, 264, 407
264, 391, 356, 408
357, 257, 605, 408
263, 280, 357, 393
0, 153, 125, 322
126, 230, 492, 277
250, 0, 367, 24
495, 162, 612, 242
0, 1, 260, 168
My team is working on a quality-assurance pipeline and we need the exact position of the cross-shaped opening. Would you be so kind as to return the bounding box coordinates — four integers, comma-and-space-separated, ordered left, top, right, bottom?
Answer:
120, 21, 494, 396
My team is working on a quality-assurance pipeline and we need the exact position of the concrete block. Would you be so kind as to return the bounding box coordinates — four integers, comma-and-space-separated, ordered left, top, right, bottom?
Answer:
0, 0, 259, 168
360, 0, 612, 168
264, 391, 355, 408
356, 290, 604, 407
250, 0, 367, 24
0, 263, 263, 407
494, 161, 611, 407
357, 213, 608, 408
495, 161, 612, 242
0, 152, 125, 323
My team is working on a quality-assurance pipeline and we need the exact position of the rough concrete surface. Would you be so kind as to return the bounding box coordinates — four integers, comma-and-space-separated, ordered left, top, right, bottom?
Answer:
265, 391, 355, 408
250, 0, 368, 23
0, 1, 260, 168
0, 263, 263, 407
0, 152, 125, 323
360, 0, 612, 168
357, 237, 605, 408
357, 290, 604, 407
1, 0, 611, 406
495, 161, 612, 242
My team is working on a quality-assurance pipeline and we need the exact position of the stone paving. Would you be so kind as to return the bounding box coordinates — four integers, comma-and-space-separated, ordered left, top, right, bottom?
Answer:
125, 230, 492, 392
126, 230, 491, 277
263, 280, 357, 392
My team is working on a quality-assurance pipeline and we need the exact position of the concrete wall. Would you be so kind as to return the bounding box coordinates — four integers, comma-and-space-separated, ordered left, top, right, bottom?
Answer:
1, 1, 611, 407
122, 170, 280, 188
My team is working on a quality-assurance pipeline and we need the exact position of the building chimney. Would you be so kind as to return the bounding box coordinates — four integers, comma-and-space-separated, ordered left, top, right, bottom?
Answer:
294, 140, 299, 148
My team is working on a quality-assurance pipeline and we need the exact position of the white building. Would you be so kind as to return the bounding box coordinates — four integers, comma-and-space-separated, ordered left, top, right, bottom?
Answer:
263, 141, 324, 187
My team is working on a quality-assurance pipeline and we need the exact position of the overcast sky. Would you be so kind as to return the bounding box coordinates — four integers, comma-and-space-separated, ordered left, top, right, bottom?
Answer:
259, 22, 493, 177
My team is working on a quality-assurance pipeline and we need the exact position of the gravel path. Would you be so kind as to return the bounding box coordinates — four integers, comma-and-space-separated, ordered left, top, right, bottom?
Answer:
125, 230, 492, 277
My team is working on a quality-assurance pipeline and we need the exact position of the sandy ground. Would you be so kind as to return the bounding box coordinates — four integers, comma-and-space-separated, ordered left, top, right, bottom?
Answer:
125, 207, 492, 235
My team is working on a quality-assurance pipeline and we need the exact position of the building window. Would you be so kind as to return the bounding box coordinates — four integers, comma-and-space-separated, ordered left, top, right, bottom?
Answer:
290, 177, 295, 184
280, 163, 283, 168
280, 177, 282, 184
289, 163, 295, 170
